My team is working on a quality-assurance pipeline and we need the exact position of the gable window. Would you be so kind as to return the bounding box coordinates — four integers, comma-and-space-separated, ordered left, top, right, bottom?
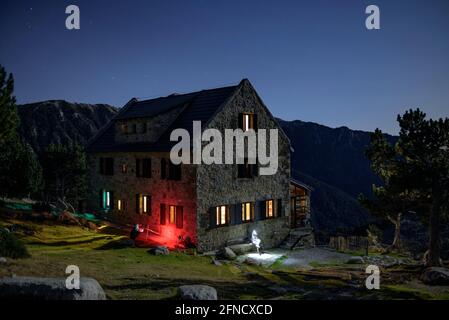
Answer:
239, 113, 257, 132
136, 158, 151, 178
242, 202, 254, 222
131, 123, 137, 134
99, 158, 114, 175
120, 124, 128, 135
237, 158, 258, 178
136, 194, 151, 215
216, 205, 229, 226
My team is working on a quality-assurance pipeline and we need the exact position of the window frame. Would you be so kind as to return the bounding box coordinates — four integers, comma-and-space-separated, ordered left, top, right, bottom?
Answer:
136, 158, 152, 178
215, 205, 230, 227
265, 199, 276, 219
136, 194, 151, 215
241, 202, 254, 222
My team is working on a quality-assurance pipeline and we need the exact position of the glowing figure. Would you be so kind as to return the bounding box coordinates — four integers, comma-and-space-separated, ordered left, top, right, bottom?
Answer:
251, 230, 261, 255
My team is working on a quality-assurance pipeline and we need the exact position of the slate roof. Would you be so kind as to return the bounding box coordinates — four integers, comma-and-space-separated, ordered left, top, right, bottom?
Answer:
87, 83, 239, 153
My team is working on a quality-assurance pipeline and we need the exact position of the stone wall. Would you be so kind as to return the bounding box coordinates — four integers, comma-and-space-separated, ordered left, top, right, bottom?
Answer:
87, 151, 197, 245
195, 80, 292, 252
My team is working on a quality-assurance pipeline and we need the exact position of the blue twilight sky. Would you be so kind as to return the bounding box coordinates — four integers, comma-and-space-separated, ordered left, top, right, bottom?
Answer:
0, 0, 448, 134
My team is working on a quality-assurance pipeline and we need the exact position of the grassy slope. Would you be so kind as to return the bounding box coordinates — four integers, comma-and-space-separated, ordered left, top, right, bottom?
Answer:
0, 219, 273, 299
1, 217, 449, 300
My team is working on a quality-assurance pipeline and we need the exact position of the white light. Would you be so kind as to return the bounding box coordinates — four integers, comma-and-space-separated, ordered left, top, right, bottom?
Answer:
251, 230, 261, 254
143, 196, 147, 212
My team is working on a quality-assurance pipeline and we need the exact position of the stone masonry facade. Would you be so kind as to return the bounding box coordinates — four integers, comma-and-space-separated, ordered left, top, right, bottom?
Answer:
87, 79, 293, 252
196, 81, 291, 252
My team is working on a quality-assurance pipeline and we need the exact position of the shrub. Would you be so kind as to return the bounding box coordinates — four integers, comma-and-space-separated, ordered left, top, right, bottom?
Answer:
31, 201, 52, 213
0, 228, 30, 259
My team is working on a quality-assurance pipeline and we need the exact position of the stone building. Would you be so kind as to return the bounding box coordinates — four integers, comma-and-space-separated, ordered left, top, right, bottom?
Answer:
87, 79, 311, 252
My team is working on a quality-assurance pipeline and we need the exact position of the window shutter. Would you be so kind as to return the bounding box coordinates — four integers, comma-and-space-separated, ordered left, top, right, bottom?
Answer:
136, 194, 140, 214
135, 159, 139, 177
209, 207, 216, 228
229, 204, 236, 225
254, 201, 262, 221
259, 200, 266, 220
160, 204, 166, 225
176, 206, 183, 229
252, 163, 258, 177
253, 114, 258, 131
109, 191, 114, 210
238, 113, 243, 130
148, 196, 152, 215
110, 158, 114, 175
99, 158, 104, 174
143, 158, 151, 178
277, 199, 283, 217
235, 203, 242, 224
99, 190, 103, 209
161, 159, 166, 179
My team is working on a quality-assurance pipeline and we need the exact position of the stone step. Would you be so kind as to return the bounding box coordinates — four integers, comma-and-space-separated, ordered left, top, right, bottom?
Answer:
280, 228, 315, 250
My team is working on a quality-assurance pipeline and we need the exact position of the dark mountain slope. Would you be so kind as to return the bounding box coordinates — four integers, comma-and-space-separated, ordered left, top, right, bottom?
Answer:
18, 100, 117, 154
279, 118, 397, 198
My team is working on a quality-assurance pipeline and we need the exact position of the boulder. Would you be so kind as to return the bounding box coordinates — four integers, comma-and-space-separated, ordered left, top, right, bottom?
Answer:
346, 256, 364, 264
0, 277, 106, 300
178, 285, 217, 300
58, 211, 81, 225
148, 245, 169, 255
211, 258, 222, 266
0, 257, 7, 264
421, 267, 449, 286
119, 239, 135, 247
228, 243, 255, 255
217, 247, 236, 260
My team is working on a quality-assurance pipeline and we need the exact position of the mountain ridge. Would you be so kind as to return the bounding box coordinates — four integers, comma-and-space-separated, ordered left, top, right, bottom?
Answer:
17, 100, 382, 235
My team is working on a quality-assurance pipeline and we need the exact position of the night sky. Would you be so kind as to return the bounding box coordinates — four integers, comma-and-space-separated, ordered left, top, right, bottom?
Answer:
1, 0, 448, 134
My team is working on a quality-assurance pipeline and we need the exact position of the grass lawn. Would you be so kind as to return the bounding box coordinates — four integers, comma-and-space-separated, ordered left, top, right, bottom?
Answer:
0, 218, 280, 299
2, 215, 449, 300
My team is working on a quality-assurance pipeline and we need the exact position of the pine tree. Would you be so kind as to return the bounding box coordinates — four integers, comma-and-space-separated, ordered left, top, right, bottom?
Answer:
42, 143, 87, 211
364, 109, 449, 266
0, 65, 43, 198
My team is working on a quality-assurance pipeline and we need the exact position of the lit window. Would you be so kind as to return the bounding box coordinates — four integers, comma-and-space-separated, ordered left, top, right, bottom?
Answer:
265, 200, 274, 218
169, 205, 176, 224
216, 205, 229, 226
136, 194, 151, 215
117, 199, 122, 211
101, 190, 112, 211
242, 202, 254, 222
163, 205, 183, 228
240, 113, 256, 132
143, 195, 148, 213
121, 164, 127, 173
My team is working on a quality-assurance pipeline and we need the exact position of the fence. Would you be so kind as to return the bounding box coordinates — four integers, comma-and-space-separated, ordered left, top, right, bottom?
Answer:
329, 235, 369, 254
